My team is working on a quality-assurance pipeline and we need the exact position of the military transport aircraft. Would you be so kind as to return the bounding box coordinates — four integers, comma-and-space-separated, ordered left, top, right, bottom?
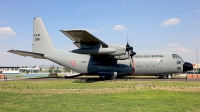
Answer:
8, 17, 193, 79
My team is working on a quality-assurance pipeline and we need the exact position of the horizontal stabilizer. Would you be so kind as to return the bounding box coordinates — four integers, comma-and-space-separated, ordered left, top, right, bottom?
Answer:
8, 50, 45, 59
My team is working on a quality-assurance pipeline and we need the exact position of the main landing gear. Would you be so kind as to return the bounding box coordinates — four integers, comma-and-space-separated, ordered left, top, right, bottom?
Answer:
99, 75, 117, 80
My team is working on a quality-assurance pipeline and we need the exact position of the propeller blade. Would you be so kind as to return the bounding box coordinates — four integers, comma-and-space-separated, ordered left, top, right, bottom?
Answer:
130, 50, 136, 59
129, 51, 132, 66
127, 50, 130, 58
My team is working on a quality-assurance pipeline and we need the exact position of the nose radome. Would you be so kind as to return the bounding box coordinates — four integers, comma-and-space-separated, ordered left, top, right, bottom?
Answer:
183, 62, 193, 73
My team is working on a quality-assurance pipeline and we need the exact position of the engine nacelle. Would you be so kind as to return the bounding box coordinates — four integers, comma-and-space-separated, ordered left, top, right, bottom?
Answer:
114, 53, 129, 60
107, 45, 126, 56
72, 48, 116, 54
72, 44, 127, 56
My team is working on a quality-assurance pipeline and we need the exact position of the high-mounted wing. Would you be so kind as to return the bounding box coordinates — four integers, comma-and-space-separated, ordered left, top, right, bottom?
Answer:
8, 50, 45, 59
60, 30, 126, 56
60, 30, 108, 48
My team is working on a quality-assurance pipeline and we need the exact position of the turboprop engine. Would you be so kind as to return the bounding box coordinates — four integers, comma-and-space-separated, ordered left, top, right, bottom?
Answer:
72, 44, 127, 56
114, 41, 136, 60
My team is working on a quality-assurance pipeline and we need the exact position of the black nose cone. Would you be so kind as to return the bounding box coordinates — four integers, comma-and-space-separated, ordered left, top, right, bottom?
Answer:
183, 62, 193, 73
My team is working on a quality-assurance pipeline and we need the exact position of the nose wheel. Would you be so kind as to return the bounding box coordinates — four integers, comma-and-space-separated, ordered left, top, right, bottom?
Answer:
167, 74, 172, 79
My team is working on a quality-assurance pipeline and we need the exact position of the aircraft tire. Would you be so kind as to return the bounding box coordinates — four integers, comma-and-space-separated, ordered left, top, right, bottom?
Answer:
167, 74, 172, 79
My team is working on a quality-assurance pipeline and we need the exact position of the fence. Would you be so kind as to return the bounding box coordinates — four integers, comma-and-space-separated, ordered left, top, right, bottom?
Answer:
186, 74, 200, 81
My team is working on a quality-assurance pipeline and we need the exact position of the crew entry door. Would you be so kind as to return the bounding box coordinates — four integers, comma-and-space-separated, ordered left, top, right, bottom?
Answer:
81, 61, 88, 73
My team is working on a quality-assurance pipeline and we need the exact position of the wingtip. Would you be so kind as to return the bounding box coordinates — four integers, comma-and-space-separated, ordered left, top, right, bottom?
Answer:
7, 49, 14, 52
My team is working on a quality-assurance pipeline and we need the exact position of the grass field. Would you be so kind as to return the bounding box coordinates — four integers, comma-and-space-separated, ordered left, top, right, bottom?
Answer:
0, 79, 200, 112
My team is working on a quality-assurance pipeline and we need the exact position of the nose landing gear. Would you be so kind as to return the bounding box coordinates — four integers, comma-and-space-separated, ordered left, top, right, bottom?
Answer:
167, 74, 172, 79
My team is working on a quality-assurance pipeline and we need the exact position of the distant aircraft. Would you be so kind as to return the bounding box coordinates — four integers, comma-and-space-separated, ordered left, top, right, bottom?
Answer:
8, 17, 193, 79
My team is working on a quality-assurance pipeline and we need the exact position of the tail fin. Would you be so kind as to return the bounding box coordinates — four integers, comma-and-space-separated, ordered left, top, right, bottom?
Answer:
32, 17, 54, 54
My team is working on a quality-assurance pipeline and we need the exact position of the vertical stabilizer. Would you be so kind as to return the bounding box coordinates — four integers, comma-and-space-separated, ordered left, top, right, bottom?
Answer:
32, 17, 54, 54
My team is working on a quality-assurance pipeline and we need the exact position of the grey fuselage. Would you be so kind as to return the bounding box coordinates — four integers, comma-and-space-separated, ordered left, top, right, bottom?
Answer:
44, 49, 184, 76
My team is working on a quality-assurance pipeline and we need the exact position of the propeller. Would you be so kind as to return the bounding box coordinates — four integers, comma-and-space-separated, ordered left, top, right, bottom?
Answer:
126, 35, 136, 73
126, 35, 136, 59
126, 37, 133, 51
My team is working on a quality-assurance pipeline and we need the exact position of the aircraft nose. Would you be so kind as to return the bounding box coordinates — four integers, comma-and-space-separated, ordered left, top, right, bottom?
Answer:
183, 62, 193, 73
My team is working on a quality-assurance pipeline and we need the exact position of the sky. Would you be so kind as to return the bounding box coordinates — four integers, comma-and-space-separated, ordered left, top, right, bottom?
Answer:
0, 0, 200, 67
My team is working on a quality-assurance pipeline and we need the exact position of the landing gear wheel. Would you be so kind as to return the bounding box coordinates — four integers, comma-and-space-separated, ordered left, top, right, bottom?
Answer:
167, 74, 172, 79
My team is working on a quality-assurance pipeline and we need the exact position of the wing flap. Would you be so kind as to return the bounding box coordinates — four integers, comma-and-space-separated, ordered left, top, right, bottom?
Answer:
8, 50, 45, 59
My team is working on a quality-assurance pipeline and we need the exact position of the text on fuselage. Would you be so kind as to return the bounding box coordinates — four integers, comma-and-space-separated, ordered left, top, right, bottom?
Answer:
135, 55, 164, 58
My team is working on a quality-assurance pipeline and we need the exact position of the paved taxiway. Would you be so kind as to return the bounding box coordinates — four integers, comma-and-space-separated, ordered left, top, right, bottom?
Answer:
0, 76, 188, 82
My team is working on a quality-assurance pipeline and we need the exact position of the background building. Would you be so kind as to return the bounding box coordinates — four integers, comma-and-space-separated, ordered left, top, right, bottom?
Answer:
192, 63, 200, 72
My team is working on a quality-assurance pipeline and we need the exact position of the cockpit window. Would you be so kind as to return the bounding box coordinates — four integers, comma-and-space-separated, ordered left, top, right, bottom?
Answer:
177, 55, 181, 59
178, 55, 184, 62
172, 54, 177, 59
172, 54, 184, 62
172, 54, 181, 59
177, 60, 181, 64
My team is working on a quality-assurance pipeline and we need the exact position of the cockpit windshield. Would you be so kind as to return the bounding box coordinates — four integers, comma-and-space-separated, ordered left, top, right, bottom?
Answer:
172, 54, 184, 62
172, 54, 178, 59
177, 55, 181, 59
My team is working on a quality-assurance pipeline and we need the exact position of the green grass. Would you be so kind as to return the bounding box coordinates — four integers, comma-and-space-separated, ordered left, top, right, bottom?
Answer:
0, 80, 200, 112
